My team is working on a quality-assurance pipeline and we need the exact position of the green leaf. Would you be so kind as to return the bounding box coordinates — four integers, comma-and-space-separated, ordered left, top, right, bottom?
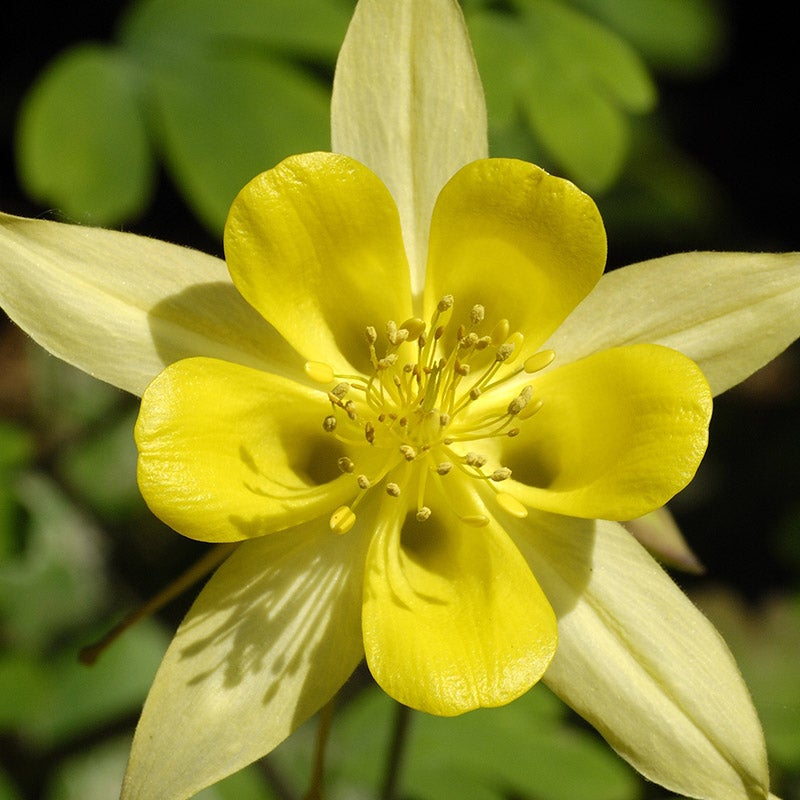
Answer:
44, 736, 131, 800
23, 618, 168, 747
469, 0, 656, 192
120, 0, 351, 60
694, 589, 800, 772
567, 0, 727, 74
144, 49, 330, 234
327, 684, 639, 800
0, 472, 108, 651
56, 407, 143, 523
16, 44, 154, 226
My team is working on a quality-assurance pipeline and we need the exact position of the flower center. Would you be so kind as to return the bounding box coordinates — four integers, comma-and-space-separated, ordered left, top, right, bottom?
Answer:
306, 296, 555, 534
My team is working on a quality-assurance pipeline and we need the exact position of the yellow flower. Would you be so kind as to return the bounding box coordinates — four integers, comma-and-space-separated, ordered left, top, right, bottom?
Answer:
135, 149, 711, 720
0, 1, 795, 800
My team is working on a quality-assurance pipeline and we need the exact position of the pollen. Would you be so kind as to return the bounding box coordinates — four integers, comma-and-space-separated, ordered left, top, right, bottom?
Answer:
317, 295, 553, 531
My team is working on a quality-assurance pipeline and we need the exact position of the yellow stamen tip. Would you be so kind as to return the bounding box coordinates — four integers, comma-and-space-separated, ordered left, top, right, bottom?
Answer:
461, 514, 490, 527
305, 361, 336, 384
330, 505, 356, 535
524, 349, 556, 374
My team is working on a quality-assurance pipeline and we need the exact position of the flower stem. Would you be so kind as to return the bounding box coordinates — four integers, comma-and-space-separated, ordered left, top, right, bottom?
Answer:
381, 702, 413, 800
304, 693, 338, 800
79, 543, 236, 665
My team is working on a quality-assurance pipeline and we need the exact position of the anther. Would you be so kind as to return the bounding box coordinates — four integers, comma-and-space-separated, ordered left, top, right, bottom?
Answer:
490, 467, 512, 482
436, 462, 453, 475
364, 421, 375, 444
305, 361, 335, 384
337, 456, 355, 473
508, 385, 534, 416
365, 326, 378, 344
439, 413, 450, 427
470, 304, 485, 325
377, 354, 398, 370
330, 382, 350, 400
386, 483, 401, 497
503, 332, 525, 364
469, 386, 482, 401
437, 294, 454, 312
465, 452, 487, 468
330, 505, 356, 534
322, 415, 337, 432
357, 474, 371, 490
495, 343, 514, 362
416, 506, 432, 522
400, 445, 417, 461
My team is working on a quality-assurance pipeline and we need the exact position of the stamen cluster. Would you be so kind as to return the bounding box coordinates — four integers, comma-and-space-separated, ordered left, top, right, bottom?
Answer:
305, 296, 555, 533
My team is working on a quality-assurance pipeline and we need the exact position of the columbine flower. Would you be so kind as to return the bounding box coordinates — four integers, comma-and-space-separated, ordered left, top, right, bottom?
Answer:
135, 148, 711, 720
0, 1, 795, 799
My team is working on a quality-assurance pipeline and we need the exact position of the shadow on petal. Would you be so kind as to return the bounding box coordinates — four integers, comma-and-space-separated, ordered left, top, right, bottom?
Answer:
123, 516, 368, 799
147, 281, 304, 381
503, 509, 596, 621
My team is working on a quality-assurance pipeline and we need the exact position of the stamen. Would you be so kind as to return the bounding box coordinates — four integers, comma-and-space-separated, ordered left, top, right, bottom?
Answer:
357, 474, 371, 489
399, 444, 417, 461
386, 482, 401, 497
436, 462, 453, 475
470, 304, 485, 325
416, 506, 432, 522
490, 467, 512, 482
508, 385, 534, 416
437, 294, 454, 312
330, 382, 350, 400
465, 452, 487, 468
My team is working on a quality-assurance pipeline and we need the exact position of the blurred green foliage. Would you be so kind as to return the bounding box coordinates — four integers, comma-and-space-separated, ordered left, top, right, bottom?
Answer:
2, 0, 799, 798
15, 0, 724, 238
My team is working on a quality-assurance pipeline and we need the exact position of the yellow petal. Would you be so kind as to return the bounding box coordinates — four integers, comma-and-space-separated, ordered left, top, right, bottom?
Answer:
423, 159, 606, 353
509, 515, 771, 800
362, 484, 557, 716
136, 357, 352, 542
0, 212, 300, 396
331, 0, 488, 291
502, 344, 711, 520
224, 152, 413, 373
545, 250, 800, 396
122, 519, 366, 800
